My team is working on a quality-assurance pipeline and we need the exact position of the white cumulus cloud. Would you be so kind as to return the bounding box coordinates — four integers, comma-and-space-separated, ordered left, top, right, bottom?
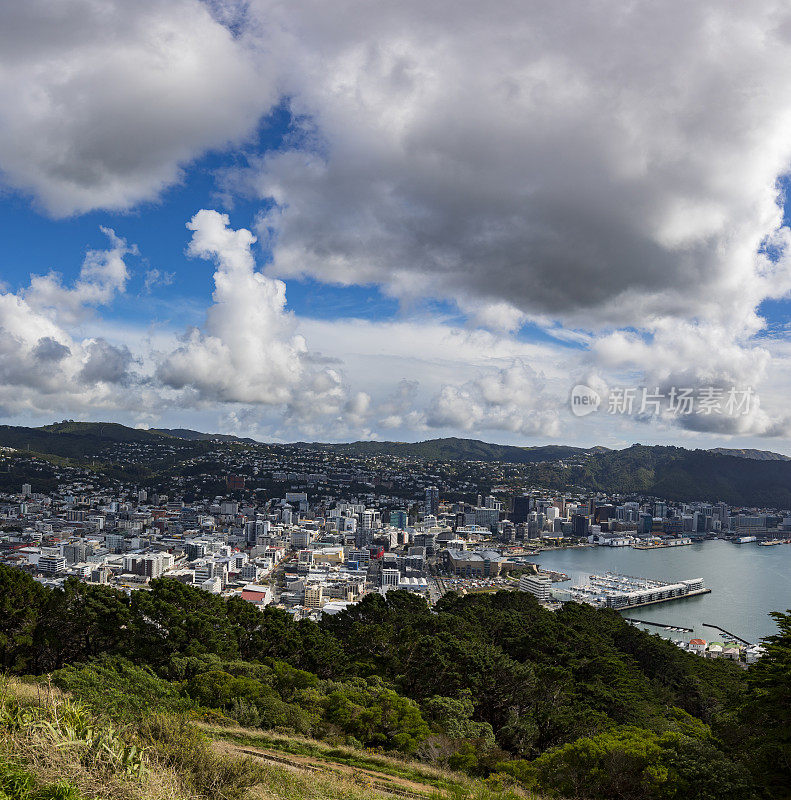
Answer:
426, 361, 561, 437
0, 0, 276, 216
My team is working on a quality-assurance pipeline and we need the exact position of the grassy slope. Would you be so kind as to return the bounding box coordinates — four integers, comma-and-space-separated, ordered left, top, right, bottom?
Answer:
0, 678, 531, 800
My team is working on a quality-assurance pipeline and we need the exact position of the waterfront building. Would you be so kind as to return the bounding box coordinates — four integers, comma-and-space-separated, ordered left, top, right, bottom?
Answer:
518, 573, 553, 603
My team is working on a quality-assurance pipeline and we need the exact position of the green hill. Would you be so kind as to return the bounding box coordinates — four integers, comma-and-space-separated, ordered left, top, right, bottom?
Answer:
1, 422, 791, 505
154, 427, 260, 444
297, 437, 593, 463
708, 447, 791, 461
560, 444, 791, 506
0, 422, 172, 459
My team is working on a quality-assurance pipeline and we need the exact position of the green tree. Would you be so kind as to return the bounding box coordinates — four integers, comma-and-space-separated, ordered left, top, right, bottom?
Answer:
0, 565, 46, 672
742, 610, 791, 797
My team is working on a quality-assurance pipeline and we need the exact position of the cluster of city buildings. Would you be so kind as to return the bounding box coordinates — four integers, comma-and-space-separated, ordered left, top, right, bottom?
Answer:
1, 481, 532, 620
0, 443, 788, 632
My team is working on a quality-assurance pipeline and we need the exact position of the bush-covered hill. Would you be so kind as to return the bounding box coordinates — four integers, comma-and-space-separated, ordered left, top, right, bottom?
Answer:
2, 422, 791, 504
153, 428, 260, 444
561, 444, 791, 506
297, 437, 593, 463
311, 438, 791, 505
0, 423, 174, 459
2, 566, 789, 799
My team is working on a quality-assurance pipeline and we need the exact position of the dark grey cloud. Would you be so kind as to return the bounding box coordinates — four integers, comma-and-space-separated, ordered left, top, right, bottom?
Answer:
32, 336, 70, 362
79, 339, 134, 385
236, 0, 791, 330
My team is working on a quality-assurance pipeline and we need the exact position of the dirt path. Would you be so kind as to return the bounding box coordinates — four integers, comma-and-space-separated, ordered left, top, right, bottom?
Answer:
216, 739, 444, 798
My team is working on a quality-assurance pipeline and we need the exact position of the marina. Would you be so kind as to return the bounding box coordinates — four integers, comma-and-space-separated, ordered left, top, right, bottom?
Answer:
702, 622, 753, 647
554, 571, 708, 609
532, 539, 791, 642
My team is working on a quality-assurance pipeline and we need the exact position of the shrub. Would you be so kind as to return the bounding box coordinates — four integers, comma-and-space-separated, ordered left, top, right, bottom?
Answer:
137, 714, 266, 800
0, 761, 82, 800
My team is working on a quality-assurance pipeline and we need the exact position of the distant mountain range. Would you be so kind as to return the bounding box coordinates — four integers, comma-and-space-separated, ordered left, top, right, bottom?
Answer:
707, 447, 791, 462
1, 422, 791, 506
0, 422, 256, 459
152, 427, 259, 444
294, 437, 608, 464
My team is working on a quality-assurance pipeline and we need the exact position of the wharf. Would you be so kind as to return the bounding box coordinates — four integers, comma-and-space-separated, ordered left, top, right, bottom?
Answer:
615, 587, 710, 609
559, 572, 709, 610
623, 618, 694, 632
632, 541, 693, 550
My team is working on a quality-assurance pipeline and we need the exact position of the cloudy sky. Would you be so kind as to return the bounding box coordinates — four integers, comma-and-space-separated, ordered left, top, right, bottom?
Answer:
3, 0, 791, 449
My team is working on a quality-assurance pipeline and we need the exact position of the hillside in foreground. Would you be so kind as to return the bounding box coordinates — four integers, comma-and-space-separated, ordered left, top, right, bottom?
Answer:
1, 676, 523, 800
2, 566, 790, 799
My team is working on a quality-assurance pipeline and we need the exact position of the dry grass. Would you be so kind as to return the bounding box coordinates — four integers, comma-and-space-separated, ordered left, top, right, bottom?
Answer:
204, 724, 463, 784
0, 676, 185, 800
1, 678, 536, 800
245, 760, 408, 800
207, 725, 536, 800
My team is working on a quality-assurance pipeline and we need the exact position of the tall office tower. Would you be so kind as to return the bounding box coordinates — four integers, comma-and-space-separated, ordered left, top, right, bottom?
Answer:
390, 509, 408, 530
512, 495, 531, 523
425, 486, 439, 518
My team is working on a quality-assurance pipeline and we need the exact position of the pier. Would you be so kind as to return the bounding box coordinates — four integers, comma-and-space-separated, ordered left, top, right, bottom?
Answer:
702, 622, 753, 647
624, 618, 693, 632
559, 571, 709, 610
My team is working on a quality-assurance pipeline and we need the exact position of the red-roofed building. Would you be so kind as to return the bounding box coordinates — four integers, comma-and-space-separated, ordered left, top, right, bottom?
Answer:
241, 585, 272, 607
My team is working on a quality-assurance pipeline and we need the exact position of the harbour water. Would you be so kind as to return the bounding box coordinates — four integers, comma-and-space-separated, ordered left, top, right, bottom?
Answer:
532, 539, 791, 643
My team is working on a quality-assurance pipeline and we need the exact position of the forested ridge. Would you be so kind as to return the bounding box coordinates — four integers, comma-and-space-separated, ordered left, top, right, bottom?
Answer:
3, 422, 791, 505
1, 565, 790, 799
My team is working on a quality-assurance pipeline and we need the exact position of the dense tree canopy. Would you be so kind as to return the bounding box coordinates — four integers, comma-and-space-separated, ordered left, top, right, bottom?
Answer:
1, 565, 788, 799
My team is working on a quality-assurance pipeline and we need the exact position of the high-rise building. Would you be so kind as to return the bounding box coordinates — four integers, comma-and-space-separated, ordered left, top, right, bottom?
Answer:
354, 526, 374, 548
381, 568, 401, 589
240, 563, 262, 582
390, 510, 408, 530
38, 554, 66, 574
474, 507, 500, 529
571, 514, 590, 538
186, 541, 207, 561
425, 487, 439, 518
290, 529, 311, 549
512, 495, 531, 523
105, 533, 126, 554
219, 501, 239, 516
304, 584, 324, 608
64, 542, 88, 564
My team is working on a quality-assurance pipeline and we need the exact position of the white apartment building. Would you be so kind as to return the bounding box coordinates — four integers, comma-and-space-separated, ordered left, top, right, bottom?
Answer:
518, 573, 553, 603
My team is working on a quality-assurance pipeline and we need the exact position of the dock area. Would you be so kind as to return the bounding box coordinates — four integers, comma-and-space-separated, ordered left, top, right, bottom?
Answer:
555, 571, 709, 610
623, 618, 694, 632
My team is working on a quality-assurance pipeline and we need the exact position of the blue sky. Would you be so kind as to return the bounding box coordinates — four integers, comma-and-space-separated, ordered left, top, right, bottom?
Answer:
3, 0, 791, 450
